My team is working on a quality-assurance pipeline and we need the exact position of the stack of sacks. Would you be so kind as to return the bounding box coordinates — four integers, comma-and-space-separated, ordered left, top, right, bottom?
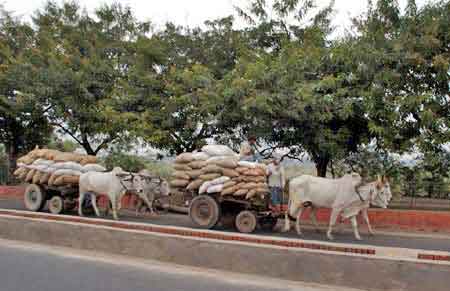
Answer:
171, 145, 269, 201
13, 147, 106, 186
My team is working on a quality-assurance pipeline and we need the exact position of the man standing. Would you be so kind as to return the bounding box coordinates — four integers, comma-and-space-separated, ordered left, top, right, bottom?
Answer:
239, 136, 259, 162
267, 157, 285, 214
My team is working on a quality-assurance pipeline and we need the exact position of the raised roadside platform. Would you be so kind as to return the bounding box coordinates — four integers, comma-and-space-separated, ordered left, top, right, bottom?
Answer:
0, 208, 449, 291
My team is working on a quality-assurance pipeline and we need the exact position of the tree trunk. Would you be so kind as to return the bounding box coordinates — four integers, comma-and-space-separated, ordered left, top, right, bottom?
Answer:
315, 157, 329, 178
5, 143, 18, 184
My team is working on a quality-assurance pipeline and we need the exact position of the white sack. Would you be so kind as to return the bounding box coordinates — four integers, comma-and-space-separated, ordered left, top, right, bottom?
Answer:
199, 181, 212, 194
53, 169, 82, 177
82, 163, 106, 172
191, 152, 210, 161
209, 176, 230, 186
201, 145, 236, 157
207, 184, 224, 193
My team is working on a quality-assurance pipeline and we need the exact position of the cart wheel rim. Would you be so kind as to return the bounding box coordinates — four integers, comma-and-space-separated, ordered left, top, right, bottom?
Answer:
49, 197, 63, 213
189, 196, 220, 228
236, 211, 257, 233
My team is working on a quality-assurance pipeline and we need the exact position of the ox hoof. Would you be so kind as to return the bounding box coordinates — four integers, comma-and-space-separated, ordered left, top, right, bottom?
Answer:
355, 236, 362, 241
368, 231, 375, 236
327, 234, 334, 241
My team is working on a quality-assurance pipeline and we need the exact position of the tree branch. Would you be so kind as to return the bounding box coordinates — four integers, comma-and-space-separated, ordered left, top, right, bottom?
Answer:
51, 123, 83, 146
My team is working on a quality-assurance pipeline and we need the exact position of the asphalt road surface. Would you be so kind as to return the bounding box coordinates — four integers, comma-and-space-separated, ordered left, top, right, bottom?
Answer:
0, 239, 362, 291
1, 198, 449, 252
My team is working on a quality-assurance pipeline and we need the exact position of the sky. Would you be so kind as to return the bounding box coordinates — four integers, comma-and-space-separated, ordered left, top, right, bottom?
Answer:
1, 0, 428, 34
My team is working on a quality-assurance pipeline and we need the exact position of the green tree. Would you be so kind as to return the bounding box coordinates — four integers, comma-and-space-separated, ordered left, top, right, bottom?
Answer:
32, 1, 148, 155
0, 7, 52, 180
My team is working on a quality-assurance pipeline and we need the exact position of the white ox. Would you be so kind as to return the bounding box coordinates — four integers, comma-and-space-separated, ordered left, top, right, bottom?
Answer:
283, 174, 392, 240
78, 167, 145, 220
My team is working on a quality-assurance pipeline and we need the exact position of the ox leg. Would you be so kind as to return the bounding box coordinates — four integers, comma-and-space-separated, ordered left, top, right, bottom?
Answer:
327, 209, 340, 240
282, 212, 291, 232
295, 207, 304, 235
111, 195, 119, 220
78, 192, 85, 217
135, 199, 142, 217
351, 216, 362, 240
310, 206, 320, 233
90, 193, 101, 217
362, 208, 374, 235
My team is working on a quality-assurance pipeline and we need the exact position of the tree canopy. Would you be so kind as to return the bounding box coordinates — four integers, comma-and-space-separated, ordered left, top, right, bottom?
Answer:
0, 0, 448, 181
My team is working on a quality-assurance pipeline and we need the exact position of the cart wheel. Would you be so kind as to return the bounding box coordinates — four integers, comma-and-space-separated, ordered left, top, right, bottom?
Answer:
189, 195, 221, 229
48, 196, 65, 215
259, 216, 278, 231
235, 210, 257, 233
23, 184, 47, 212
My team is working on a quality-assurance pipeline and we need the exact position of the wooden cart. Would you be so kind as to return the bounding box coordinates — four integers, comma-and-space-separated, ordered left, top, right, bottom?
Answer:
23, 183, 88, 215
188, 192, 280, 234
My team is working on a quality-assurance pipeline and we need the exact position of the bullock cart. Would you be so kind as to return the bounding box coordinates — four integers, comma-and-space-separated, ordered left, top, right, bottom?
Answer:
188, 191, 282, 234
14, 147, 105, 215
23, 183, 81, 215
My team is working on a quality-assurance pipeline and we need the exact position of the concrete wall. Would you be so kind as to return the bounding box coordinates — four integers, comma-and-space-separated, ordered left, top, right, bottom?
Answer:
0, 214, 449, 291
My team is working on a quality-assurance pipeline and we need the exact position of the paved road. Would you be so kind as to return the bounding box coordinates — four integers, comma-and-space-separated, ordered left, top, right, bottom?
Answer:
0, 239, 361, 291
1, 198, 450, 252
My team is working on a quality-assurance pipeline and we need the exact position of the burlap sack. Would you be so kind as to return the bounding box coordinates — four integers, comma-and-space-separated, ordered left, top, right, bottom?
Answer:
53, 176, 65, 186
234, 182, 247, 190
17, 168, 30, 181
39, 173, 51, 184
211, 158, 238, 169
172, 171, 190, 180
192, 152, 210, 161
245, 189, 257, 199
231, 176, 245, 183
234, 188, 248, 196
223, 181, 237, 189
244, 168, 266, 176
188, 161, 207, 169
25, 169, 36, 182
173, 164, 192, 171
63, 175, 79, 184
175, 153, 194, 164
220, 186, 237, 196
43, 149, 60, 160
170, 179, 189, 188
18, 155, 35, 165
32, 171, 43, 184
201, 164, 223, 174
235, 167, 249, 174
221, 168, 239, 177
255, 187, 270, 194
187, 179, 204, 190
241, 182, 258, 190
48, 173, 59, 186
79, 155, 97, 165
13, 167, 24, 176
244, 176, 266, 183
54, 152, 83, 163
198, 173, 221, 181
186, 170, 202, 179
256, 182, 268, 189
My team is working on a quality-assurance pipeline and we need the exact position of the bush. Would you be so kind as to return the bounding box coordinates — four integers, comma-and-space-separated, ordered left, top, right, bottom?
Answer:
102, 152, 146, 173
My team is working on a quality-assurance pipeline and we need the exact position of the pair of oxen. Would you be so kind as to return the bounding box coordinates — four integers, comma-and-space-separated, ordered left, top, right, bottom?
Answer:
78, 167, 170, 220
283, 173, 392, 240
